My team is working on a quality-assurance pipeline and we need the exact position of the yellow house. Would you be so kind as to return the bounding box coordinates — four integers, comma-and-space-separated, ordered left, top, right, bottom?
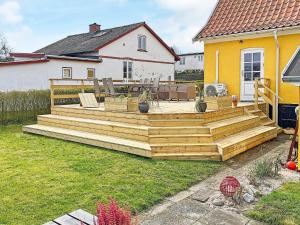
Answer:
193, 0, 300, 128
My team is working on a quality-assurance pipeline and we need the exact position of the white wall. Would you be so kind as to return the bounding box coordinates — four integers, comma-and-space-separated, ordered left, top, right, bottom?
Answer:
175, 54, 204, 72
0, 59, 101, 91
98, 26, 175, 80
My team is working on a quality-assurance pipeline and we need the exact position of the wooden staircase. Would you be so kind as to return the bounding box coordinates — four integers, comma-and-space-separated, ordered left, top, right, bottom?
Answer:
23, 104, 278, 161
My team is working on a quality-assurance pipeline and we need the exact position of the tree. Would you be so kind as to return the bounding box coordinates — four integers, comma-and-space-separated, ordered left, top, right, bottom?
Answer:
0, 34, 13, 62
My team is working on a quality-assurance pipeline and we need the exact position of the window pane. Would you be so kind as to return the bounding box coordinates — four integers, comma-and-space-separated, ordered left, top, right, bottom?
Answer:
63, 68, 71, 78
244, 72, 252, 81
253, 62, 261, 71
87, 69, 95, 79
253, 72, 261, 80
244, 53, 252, 62
138, 37, 141, 49
244, 63, 252, 71
142, 37, 146, 50
253, 52, 261, 62
123, 61, 127, 78
128, 62, 133, 79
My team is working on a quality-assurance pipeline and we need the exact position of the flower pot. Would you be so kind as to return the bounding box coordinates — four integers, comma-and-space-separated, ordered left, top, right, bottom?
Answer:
139, 102, 150, 113
232, 95, 238, 108
195, 101, 207, 113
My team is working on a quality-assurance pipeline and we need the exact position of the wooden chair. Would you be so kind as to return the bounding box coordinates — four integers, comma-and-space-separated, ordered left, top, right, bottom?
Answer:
150, 78, 160, 106
106, 78, 125, 97
176, 84, 197, 101
93, 78, 102, 102
102, 78, 111, 96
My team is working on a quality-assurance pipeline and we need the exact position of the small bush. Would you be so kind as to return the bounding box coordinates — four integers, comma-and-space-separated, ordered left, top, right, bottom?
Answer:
247, 159, 279, 185
94, 199, 137, 225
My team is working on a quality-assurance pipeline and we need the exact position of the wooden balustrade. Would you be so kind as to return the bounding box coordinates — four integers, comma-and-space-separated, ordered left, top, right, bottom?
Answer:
49, 78, 203, 106
254, 78, 282, 124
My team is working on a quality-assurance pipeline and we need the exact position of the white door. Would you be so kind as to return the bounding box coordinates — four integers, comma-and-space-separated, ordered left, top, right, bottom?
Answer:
241, 49, 264, 101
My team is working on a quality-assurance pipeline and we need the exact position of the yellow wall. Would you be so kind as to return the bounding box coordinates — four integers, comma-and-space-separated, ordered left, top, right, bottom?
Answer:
204, 33, 300, 104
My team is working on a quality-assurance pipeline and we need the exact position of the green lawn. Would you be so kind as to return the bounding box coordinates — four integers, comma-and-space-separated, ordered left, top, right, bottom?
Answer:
247, 182, 300, 225
0, 125, 222, 225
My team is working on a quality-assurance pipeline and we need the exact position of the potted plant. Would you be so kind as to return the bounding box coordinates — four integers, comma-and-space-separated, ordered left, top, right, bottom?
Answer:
138, 89, 151, 113
195, 89, 207, 113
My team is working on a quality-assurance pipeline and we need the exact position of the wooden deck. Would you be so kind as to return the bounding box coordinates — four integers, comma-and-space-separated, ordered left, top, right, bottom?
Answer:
23, 101, 278, 161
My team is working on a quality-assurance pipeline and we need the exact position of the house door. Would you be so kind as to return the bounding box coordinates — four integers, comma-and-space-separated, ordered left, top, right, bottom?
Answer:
241, 49, 264, 101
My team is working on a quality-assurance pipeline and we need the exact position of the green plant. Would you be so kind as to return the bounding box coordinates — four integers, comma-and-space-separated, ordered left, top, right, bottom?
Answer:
247, 159, 278, 185
138, 89, 151, 103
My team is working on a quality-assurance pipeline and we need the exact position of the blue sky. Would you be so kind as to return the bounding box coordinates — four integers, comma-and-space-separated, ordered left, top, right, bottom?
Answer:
0, 0, 218, 53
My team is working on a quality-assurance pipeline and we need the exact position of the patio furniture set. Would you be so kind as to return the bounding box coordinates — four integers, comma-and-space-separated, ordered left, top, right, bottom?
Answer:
97, 77, 196, 103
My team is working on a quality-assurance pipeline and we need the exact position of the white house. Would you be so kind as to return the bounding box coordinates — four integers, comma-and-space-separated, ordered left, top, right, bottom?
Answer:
175, 52, 204, 72
0, 22, 179, 91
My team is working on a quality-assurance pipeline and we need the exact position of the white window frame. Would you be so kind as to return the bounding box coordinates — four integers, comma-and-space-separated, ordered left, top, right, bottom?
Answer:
62, 67, 72, 79
87, 68, 95, 80
138, 35, 147, 51
123, 61, 133, 79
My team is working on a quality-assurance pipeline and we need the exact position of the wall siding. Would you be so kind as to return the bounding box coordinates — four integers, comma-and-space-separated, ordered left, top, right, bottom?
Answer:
204, 33, 300, 104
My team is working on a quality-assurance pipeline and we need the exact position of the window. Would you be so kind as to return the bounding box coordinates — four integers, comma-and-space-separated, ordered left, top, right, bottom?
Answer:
123, 61, 133, 79
198, 55, 203, 61
179, 57, 185, 65
138, 35, 147, 51
62, 67, 72, 79
87, 68, 95, 79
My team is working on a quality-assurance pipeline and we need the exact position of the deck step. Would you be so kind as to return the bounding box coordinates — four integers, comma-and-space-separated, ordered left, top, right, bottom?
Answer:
151, 143, 218, 153
51, 106, 149, 126
217, 126, 277, 161
249, 109, 263, 116
149, 126, 210, 135
149, 134, 213, 144
149, 119, 204, 127
206, 115, 260, 140
23, 125, 151, 158
152, 152, 222, 161
38, 114, 149, 142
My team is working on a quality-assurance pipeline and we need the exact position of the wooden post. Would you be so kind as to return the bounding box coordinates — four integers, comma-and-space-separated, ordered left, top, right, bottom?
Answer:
81, 80, 85, 93
254, 78, 259, 109
298, 87, 300, 171
272, 94, 276, 123
50, 79, 54, 107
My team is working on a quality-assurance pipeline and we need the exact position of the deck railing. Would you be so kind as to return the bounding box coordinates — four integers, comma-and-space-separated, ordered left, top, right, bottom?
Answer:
49, 78, 202, 106
254, 78, 282, 124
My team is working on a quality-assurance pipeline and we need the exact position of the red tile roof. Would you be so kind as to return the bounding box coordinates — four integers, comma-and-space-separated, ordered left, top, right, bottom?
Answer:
194, 0, 300, 40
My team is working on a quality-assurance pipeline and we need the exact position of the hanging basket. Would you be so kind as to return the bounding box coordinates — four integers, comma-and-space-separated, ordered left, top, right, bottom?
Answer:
220, 176, 240, 197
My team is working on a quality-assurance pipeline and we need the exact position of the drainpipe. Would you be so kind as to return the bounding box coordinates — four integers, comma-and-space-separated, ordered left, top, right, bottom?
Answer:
273, 30, 280, 125
216, 50, 219, 83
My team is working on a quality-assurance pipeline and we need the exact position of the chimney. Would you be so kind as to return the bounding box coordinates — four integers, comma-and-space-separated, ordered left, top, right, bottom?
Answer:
89, 23, 101, 33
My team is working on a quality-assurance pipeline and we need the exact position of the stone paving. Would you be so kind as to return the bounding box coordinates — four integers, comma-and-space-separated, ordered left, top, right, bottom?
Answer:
139, 135, 299, 225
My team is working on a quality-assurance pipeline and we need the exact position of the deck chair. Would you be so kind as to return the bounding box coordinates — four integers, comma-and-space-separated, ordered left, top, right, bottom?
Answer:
106, 78, 125, 97
102, 78, 111, 96
79, 93, 99, 108
93, 78, 102, 102
150, 78, 160, 106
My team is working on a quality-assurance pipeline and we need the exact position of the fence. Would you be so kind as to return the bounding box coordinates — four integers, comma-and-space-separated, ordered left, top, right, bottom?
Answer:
0, 90, 51, 125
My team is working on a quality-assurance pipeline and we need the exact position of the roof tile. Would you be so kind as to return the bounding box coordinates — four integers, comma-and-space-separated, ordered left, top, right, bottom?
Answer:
195, 0, 300, 40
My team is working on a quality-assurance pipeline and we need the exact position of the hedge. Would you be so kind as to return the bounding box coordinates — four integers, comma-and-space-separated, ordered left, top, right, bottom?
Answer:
0, 90, 51, 125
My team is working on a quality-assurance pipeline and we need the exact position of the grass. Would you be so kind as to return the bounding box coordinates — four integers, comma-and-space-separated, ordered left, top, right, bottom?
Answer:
0, 125, 222, 225
247, 182, 300, 225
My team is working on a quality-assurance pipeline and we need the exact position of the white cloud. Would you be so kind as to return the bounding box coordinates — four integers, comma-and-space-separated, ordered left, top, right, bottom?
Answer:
152, 0, 218, 53
0, 0, 22, 24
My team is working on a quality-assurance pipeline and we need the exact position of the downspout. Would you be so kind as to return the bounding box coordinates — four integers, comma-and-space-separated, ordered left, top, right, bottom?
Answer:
273, 30, 280, 125
216, 50, 219, 83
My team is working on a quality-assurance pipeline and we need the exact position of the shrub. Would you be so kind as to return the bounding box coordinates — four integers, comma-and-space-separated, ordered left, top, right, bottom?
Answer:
94, 198, 137, 225
247, 159, 279, 185
0, 90, 51, 124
